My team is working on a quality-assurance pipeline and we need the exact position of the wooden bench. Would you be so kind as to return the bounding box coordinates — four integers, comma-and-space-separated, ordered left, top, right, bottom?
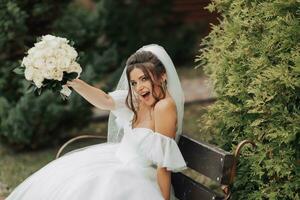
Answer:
56, 134, 255, 200
172, 135, 255, 200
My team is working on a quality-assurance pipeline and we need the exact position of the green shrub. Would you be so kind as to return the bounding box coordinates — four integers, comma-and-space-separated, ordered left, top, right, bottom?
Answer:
0, 0, 95, 149
98, 0, 198, 58
197, 0, 300, 199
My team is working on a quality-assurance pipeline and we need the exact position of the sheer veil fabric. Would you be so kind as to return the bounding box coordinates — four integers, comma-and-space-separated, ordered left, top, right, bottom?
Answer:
107, 44, 185, 143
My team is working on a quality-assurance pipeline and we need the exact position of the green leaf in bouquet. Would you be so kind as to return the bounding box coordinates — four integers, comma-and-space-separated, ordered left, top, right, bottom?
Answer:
37, 88, 42, 96
33, 87, 43, 96
26, 83, 36, 94
13, 66, 25, 75
42, 80, 50, 88
51, 82, 58, 88
61, 79, 68, 85
43, 79, 54, 88
52, 83, 63, 92
61, 72, 78, 85
69, 40, 75, 47
41, 79, 59, 92
65, 72, 78, 80
36, 36, 42, 43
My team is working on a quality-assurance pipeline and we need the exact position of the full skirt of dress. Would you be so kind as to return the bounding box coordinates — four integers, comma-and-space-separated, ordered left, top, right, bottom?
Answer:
6, 143, 164, 200
6, 89, 187, 200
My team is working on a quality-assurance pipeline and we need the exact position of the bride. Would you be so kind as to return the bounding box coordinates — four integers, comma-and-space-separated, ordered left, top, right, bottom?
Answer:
6, 44, 186, 200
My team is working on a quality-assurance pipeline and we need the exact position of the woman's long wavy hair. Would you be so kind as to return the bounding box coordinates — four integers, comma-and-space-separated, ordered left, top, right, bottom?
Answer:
125, 51, 167, 125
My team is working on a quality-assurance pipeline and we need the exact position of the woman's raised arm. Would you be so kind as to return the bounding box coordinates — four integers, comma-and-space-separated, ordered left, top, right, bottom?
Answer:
66, 78, 115, 111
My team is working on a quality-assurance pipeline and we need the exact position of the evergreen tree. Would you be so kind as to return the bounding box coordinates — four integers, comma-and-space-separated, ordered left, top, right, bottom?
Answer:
197, 0, 300, 199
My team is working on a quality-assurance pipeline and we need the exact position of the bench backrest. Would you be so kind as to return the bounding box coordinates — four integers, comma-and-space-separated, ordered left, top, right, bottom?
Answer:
171, 134, 234, 200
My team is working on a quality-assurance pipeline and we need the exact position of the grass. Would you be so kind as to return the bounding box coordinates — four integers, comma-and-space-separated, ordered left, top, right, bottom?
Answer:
0, 145, 57, 196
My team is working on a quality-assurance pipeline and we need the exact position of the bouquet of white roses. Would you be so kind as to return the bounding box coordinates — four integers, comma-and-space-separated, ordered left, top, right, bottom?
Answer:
14, 34, 82, 99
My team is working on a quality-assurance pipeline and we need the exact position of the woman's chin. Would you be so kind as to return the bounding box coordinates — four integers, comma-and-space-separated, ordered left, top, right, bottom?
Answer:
141, 96, 155, 107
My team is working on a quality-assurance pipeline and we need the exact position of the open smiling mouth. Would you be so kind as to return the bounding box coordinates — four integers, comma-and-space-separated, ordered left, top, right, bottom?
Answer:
141, 92, 151, 99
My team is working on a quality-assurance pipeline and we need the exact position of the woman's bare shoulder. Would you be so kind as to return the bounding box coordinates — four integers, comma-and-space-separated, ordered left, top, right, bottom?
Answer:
153, 97, 177, 138
154, 97, 176, 112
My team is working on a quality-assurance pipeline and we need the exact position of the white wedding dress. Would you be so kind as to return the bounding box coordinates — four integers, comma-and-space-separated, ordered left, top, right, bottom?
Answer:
6, 90, 187, 200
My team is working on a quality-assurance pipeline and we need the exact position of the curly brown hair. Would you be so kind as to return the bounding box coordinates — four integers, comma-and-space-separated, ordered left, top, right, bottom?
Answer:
125, 51, 167, 124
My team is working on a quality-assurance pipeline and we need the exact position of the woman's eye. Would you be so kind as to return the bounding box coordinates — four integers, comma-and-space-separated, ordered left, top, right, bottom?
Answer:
142, 77, 147, 81
131, 82, 136, 86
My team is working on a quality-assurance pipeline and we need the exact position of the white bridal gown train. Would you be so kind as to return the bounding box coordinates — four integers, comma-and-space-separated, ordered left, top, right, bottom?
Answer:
6, 90, 187, 200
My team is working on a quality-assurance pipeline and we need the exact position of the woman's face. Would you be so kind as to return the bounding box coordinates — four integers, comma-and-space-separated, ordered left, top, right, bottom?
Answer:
129, 68, 161, 107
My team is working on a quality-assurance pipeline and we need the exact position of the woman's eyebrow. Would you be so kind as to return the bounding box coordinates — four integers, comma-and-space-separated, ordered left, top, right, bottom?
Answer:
138, 75, 145, 79
130, 75, 145, 82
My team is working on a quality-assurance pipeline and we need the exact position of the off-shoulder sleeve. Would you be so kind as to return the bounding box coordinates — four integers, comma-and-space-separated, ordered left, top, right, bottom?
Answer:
140, 132, 187, 172
108, 90, 132, 127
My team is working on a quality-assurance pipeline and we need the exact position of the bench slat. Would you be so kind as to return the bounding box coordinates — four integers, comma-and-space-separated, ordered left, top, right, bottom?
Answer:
178, 135, 234, 185
172, 173, 223, 200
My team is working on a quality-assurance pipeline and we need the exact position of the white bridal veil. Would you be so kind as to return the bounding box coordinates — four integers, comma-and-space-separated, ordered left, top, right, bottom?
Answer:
107, 44, 185, 143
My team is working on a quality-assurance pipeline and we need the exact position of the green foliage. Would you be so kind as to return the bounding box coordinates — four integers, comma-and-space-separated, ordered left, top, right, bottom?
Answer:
96, 0, 197, 62
197, 0, 300, 199
1, 91, 92, 149
53, 0, 199, 87
0, 0, 93, 149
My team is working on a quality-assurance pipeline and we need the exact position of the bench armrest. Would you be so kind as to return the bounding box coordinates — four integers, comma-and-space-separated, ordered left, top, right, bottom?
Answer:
56, 135, 107, 159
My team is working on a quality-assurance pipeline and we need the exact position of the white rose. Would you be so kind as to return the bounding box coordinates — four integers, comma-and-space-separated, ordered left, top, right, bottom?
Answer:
22, 57, 32, 68
57, 57, 71, 70
42, 34, 56, 42
67, 62, 82, 77
57, 37, 69, 44
47, 39, 61, 49
24, 67, 34, 81
44, 57, 57, 70
34, 40, 47, 49
32, 75, 44, 88
50, 69, 63, 81
41, 68, 52, 80
31, 49, 45, 60
32, 58, 45, 69
27, 47, 38, 55
63, 45, 78, 60
43, 48, 55, 57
